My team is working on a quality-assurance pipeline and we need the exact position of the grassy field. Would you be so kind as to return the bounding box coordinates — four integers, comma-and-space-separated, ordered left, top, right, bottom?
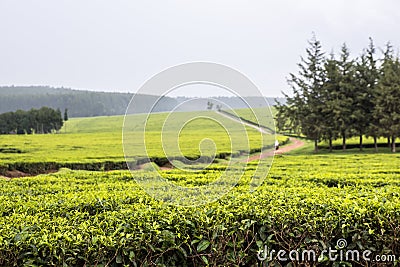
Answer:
0, 111, 277, 172
228, 107, 276, 131
0, 109, 399, 266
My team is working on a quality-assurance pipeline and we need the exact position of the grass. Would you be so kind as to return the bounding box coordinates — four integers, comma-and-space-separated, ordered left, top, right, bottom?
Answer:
63, 115, 124, 134
0, 110, 275, 167
228, 107, 276, 131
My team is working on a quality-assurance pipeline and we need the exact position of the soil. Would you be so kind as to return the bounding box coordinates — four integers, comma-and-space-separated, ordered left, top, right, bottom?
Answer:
4, 170, 31, 178
246, 137, 305, 162
1, 169, 58, 179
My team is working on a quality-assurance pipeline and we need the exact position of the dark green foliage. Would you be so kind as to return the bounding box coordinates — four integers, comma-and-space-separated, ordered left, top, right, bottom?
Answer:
0, 86, 284, 118
64, 108, 69, 122
335, 43, 356, 150
0, 86, 178, 117
277, 36, 400, 153
374, 43, 400, 152
353, 38, 379, 150
0, 107, 63, 134
276, 34, 326, 152
320, 53, 341, 151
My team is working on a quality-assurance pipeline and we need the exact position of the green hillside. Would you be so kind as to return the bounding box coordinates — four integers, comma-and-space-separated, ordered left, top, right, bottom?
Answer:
0, 110, 274, 174
64, 115, 124, 133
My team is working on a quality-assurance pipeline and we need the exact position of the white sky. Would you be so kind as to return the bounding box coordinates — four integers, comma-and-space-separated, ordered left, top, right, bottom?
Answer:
0, 0, 399, 97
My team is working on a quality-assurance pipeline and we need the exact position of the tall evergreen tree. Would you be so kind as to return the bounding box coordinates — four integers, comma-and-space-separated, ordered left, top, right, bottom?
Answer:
362, 38, 381, 151
276, 37, 400, 152
321, 52, 341, 151
276, 34, 326, 152
375, 43, 400, 152
353, 39, 378, 150
335, 43, 355, 150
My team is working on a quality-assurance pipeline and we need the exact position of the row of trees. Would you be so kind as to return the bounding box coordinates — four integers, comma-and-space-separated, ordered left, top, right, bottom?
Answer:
0, 107, 65, 134
276, 35, 400, 152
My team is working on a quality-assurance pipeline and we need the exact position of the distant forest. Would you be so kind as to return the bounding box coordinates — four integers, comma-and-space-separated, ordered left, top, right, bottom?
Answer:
0, 86, 177, 117
0, 86, 283, 117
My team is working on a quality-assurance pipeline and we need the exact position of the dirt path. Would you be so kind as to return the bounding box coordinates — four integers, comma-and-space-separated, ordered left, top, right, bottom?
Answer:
275, 138, 305, 154
214, 111, 305, 161
0, 169, 59, 179
246, 137, 304, 162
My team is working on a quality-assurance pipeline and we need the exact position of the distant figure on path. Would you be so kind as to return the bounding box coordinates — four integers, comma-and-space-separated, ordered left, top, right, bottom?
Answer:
275, 140, 280, 150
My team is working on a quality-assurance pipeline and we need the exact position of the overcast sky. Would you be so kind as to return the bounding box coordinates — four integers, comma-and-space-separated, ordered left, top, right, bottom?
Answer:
1, 0, 399, 97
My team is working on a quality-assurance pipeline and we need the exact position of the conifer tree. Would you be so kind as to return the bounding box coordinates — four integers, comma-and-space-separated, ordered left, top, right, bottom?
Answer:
335, 43, 355, 150
276, 34, 325, 152
321, 53, 341, 151
375, 43, 400, 152
362, 38, 381, 151
353, 38, 378, 150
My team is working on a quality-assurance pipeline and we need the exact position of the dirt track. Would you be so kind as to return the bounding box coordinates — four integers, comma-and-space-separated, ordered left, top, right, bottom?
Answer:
215, 111, 305, 161
275, 138, 305, 154
246, 137, 305, 162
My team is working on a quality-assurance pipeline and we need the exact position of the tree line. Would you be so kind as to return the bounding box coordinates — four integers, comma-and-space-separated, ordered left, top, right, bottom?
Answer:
276, 35, 400, 152
0, 107, 64, 134
0, 86, 178, 117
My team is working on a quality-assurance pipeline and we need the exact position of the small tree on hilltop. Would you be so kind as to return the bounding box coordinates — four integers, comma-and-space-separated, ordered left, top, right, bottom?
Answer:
64, 108, 69, 122
64, 108, 69, 133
